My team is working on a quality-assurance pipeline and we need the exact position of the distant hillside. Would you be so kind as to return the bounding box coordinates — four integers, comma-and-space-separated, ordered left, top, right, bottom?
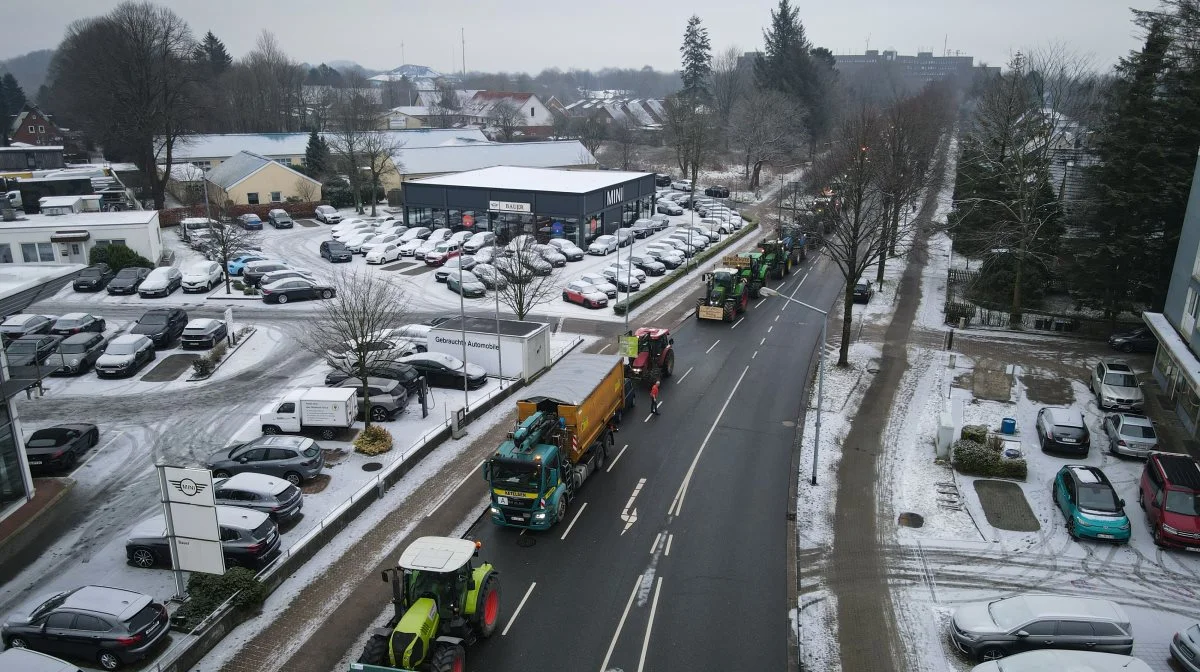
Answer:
0, 49, 54, 96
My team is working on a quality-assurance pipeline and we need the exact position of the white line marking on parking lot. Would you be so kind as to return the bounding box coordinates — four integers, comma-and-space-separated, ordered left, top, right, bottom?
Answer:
665, 534, 674, 557
676, 366, 693, 383
69, 430, 124, 478
706, 340, 721, 354
731, 317, 745, 329
607, 444, 629, 472
425, 460, 484, 518
599, 575, 643, 672
561, 501, 588, 541
637, 577, 664, 672
669, 366, 749, 517
502, 582, 536, 636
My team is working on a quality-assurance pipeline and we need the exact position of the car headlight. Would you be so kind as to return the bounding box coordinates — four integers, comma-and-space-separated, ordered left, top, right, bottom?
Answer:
1119, 522, 1131, 530
490, 507, 499, 514
1163, 523, 1182, 535
534, 512, 547, 520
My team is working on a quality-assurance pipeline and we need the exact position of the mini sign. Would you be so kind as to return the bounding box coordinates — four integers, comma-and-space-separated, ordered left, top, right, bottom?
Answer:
488, 200, 531, 213
162, 466, 215, 507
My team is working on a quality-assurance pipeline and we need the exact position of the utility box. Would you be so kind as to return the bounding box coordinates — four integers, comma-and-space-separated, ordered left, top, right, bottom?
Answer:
428, 317, 551, 381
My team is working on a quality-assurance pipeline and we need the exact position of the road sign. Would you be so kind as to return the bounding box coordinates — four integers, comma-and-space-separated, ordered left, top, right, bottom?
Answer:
619, 336, 639, 357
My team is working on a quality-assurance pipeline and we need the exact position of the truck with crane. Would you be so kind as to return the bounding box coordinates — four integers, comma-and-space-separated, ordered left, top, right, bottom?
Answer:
483, 353, 626, 530
696, 267, 749, 321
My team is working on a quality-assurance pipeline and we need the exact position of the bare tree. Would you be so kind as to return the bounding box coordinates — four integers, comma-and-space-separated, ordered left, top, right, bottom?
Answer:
550, 110, 572, 140
297, 270, 411, 429
293, 176, 319, 203
662, 94, 715, 183
610, 115, 639, 170
359, 132, 405, 216
709, 46, 747, 131
327, 71, 382, 215
574, 111, 607, 157
493, 240, 561, 320
810, 105, 889, 367
201, 194, 262, 295
730, 89, 794, 191
488, 100, 524, 142
427, 80, 461, 129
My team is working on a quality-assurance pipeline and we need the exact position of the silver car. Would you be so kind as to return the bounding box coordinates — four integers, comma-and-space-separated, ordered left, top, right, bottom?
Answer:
1091, 359, 1144, 411
579, 273, 618, 298
533, 244, 567, 267
588, 235, 618, 255
1102, 413, 1158, 458
1172, 623, 1200, 672
949, 594, 1133, 661
213, 472, 303, 524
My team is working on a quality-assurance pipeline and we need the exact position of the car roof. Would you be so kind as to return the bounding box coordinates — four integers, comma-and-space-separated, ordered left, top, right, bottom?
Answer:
109, 334, 146, 345
2, 314, 41, 325
247, 434, 313, 448
1065, 464, 1108, 485
215, 504, 270, 529
0, 646, 86, 671
397, 536, 477, 572
1001, 594, 1128, 623
218, 471, 291, 496
57, 312, 89, 321
185, 260, 216, 270
1153, 453, 1200, 490
1044, 407, 1085, 427
1101, 359, 1134, 373
60, 585, 152, 620
186, 318, 219, 329
988, 650, 1152, 671
1115, 413, 1152, 428
61, 332, 99, 344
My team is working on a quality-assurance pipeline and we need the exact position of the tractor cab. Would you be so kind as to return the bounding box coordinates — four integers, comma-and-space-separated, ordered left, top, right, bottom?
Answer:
628, 327, 675, 382
396, 537, 479, 620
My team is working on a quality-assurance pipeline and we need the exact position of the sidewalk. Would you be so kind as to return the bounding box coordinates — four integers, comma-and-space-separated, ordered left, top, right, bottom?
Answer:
0, 477, 73, 572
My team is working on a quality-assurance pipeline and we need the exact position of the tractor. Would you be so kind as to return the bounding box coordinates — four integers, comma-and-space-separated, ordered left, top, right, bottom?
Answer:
725, 253, 770, 299
757, 239, 792, 279
696, 268, 749, 322
627, 327, 675, 384
354, 537, 500, 672
779, 224, 808, 263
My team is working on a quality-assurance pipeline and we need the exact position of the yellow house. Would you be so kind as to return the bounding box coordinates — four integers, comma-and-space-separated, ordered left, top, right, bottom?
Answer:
203, 151, 321, 206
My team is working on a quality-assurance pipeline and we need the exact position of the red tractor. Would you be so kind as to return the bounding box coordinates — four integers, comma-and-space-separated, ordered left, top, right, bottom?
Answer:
627, 327, 675, 384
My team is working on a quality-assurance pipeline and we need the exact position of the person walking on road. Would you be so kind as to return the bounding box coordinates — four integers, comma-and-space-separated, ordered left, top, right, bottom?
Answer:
650, 380, 661, 415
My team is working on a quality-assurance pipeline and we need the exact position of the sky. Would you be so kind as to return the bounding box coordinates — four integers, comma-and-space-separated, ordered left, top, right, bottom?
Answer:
5, 0, 1162, 74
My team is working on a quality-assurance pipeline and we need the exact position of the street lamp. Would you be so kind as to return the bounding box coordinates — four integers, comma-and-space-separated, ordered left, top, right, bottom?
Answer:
759, 287, 827, 486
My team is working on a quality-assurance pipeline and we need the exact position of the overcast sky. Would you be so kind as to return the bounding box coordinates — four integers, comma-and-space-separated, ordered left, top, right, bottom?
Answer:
6, 0, 1160, 74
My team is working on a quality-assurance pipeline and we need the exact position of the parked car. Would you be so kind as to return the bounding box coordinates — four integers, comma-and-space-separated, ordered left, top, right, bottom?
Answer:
181, 318, 228, 349
424, 242, 463, 266
615, 228, 637, 247
242, 261, 291, 287
206, 434, 324, 485
365, 242, 403, 265
50, 313, 105, 337
398, 238, 426, 257
359, 233, 403, 255
949, 594, 1133, 661
657, 200, 683, 216
546, 238, 585, 260
471, 264, 508, 290
1102, 413, 1158, 458
434, 256, 478, 282
472, 246, 501, 265
1053, 464, 1131, 542
314, 205, 342, 224
333, 223, 374, 242
579, 273, 618, 299
1108, 326, 1157, 353
1091, 359, 1144, 412
126, 506, 280, 570
463, 231, 495, 253
447, 230, 473, 246
629, 219, 654, 238
971, 651, 1152, 672
338, 377, 408, 422
47, 333, 106, 376
1036, 406, 1091, 455
0, 648, 89, 671
237, 214, 263, 230
94, 335, 156, 378
23, 423, 99, 472
658, 237, 697, 257
700, 217, 736, 235
5, 335, 62, 367
671, 179, 693, 191
642, 246, 682, 269
601, 265, 641, 292
105, 267, 151, 295
704, 185, 731, 198
327, 334, 420, 371
324, 361, 423, 395
680, 225, 719, 243
398, 352, 488, 389
72, 264, 113, 292
226, 254, 271, 276
213, 472, 303, 524
0, 585, 170, 671
446, 271, 487, 298
1139, 451, 1200, 549
533, 244, 567, 267
259, 269, 314, 287
137, 267, 182, 298
1172, 623, 1200, 672
267, 209, 293, 229
667, 231, 706, 251
414, 229, 453, 260
261, 278, 335, 304
182, 261, 223, 293
655, 173, 673, 187
340, 231, 377, 254
631, 254, 667, 276
130, 308, 187, 348
588, 235, 619, 255
562, 281, 609, 309
319, 240, 353, 263
853, 280, 874, 303
397, 226, 432, 244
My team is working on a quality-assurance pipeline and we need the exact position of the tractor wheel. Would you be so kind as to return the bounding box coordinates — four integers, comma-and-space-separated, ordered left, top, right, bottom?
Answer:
722, 300, 736, 322
357, 634, 390, 666
663, 351, 674, 377
749, 282, 762, 299
430, 643, 467, 672
473, 573, 501, 638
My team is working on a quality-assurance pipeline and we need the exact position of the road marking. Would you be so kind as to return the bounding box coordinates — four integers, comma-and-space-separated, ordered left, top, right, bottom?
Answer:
731, 317, 745, 329
650, 531, 664, 555
768, 326, 773, 333
760, 337, 766, 346
621, 478, 646, 534
598, 343, 613, 354
637, 577, 664, 672
560, 502, 588, 541
643, 402, 662, 423
775, 315, 780, 322
754, 298, 767, 309
69, 430, 124, 478
599, 575, 643, 672
676, 366, 693, 383
606, 444, 629, 472
502, 582, 536, 636
425, 460, 484, 518
669, 365, 750, 517
790, 273, 808, 299
705, 340, 720, 354
752, 350, 758, 359
665, 534, 674, 557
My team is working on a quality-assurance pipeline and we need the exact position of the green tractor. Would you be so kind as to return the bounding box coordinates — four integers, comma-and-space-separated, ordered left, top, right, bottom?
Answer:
724, 253, 770, 298
696, 267, 749, 322
757, 239, 792, 280
354, 537, 500, 672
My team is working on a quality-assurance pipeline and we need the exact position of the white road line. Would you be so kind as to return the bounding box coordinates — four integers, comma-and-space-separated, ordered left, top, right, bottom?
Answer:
621, 478, 646, 534
598, 343, 613, 354
502, 582, 536, 636
775, 315, 780, 322
731, 317, 745, 329
760, 337, 766, 346
754, 298, 767, 309
637, 577, 664, 672
705, 340, 720, 354
669, 365, 750, 517
752, 351, 758, 359
606, 444, 629, 473
650, 532, 664, 555
665, 534, 674, 557
600, 574, 643, 672
68, 430, 124, 478
560, 502, 588, 541
790, 273, 808, 299
768, 326, 773, 333
676, 366, 693, 383
425, 459, 485, 518
643, 402, 662, 423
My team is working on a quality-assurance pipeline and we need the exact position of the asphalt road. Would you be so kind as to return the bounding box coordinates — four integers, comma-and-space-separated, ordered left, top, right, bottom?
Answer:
455, 254, 844, 672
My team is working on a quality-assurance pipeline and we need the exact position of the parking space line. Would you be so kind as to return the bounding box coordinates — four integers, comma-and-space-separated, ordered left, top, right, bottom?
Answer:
706, 340, 720, 354
69, 430, 124, 478
600, 574, 643, 672
502, 582, 536, 636
560, 502, 588, 541
607, 444, 630, 472
598, 343, 613, 354
676, 367, 693, 383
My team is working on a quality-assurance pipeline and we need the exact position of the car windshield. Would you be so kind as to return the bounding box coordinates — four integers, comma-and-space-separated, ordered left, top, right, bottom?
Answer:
26, 432, 67, 448
59, 342, 91, 354
80, 268, 104, 277
107, 341, 140, 355
986, 598, 1030, 630
1119, 423, 1156, 439
140, 314, 168, 326
1104, 372, 1138, 387
32, 592, 70, 619
302, 443, 321, 458
492, 462, 540, 491
1165, 490, 1200, 516
54, 318, 83, 328
115, 268, 142, 279
6, 341, 37, 353
1078, 484, 1121, 512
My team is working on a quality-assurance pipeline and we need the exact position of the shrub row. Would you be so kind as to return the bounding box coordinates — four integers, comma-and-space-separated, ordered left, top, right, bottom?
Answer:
354, 424, 394, 456
158, 201, 322, 227
171, 567, 265, 632
951, 437, 1027, 480
191, 341, 229, 378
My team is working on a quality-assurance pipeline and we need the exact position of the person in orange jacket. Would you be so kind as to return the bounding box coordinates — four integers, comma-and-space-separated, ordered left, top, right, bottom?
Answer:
650, 380, 661, 415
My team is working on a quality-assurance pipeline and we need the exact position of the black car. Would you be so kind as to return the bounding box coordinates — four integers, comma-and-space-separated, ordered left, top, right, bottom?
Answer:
47, 332, 107, 375
398, 353, 488, 389
260, 278, 335, 304
126, 506, 280, 570
853, 280, 874, 304
324, 362, 423, 395
72, 263, 113, 292
267, 209, 294, 228
655, 173, 673, 187
320, 240, 353, 262
130, 308, 188, 348
50, 313, 106, 337
106, 267, 152, 295
242, 262, 290, 287
24, 423, 99, 471
704, 185, 731, 198
6, 334, 63, 367
0, 585, 169, 671
1108, 326, 1157, 353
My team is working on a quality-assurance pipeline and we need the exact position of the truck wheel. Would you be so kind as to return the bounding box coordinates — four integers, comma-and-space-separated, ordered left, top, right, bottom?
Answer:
430, 643, 466, 672
474, 573, 501, 637
595, 445, 606, 473
357, 634, 389, 666
262, 425, 279, 435
555, 497, 568, 524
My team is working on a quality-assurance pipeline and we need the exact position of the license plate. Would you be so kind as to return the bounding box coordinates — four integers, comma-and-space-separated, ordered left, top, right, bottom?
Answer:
1097, 534, 1114, 539
1187, 546, 1200, 553
509, 515, 526, 521
1058, 438, 1077, 444
29, 460, 42, 466
497, 496, 509, 506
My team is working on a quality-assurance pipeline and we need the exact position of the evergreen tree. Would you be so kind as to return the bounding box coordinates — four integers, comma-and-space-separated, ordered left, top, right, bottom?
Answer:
679, 15, 712, 100
194, 31, 232, 77
754, 0, 813, 101
0, 74, 26, 147
304, 130, 331, 178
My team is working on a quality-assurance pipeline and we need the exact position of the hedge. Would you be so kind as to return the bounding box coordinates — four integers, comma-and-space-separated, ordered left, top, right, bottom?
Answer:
158, 201, 322, 227
613, 217, 760, 316
88, 244, 154, 272
171, 567, 265, 631
960, 424, 988, 443
951, 437, 1027, 480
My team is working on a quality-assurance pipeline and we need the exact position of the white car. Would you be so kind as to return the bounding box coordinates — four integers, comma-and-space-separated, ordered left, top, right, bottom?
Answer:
680, 225, 720, 242
588, 235, 618, 256
472, 246, 501, 265
138, 267, 182, 298
669, 230, 708, 250
389, 324, 432, 344
533, 244, 567, 267
330, 218, 368, 234
365, 243, 403, 264
315, 205, 341, 224
334, 224, 374, 243
397, 226, 431, 243
671, 179, 693, 191
328, 335, 421, 370
414, 229, 452, 260
471, 264, 508, 290
259, 268, 315, 286
181, 260, 223, 292
601, 265, 641, 291
645, 244, 685, 267
606, 262, 647, 284
578, 273, 618, 299
546, 238, 585, 260
398, 238, 426, 257
359, 233, 402, 254
699, 217, 735, 235
463, 232, 495, 253
94, 334, 155, 377
447, 230, 473, 246
342, 232, 378, 253
505, 234, 536, 252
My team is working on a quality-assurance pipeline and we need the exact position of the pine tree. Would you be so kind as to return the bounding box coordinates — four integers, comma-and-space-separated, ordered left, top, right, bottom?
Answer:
754, 0, 813, 101
0, 74, 25, 147
679, 15, 712, 101
304, 130, 331, 178
195, 31, 232, 77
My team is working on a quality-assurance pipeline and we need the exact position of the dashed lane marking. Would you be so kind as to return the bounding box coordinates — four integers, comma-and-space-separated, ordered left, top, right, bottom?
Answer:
560, 502, 588, 541
502, 582, 536, 636
676, 366, 693, 383
606, 444, 629, 472
705, 340, 720, 354
731, 317, 744, 329
599, 574, 643, 672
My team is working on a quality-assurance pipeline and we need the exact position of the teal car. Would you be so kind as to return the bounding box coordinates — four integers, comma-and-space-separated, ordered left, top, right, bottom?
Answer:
1053, 464, 1131, 542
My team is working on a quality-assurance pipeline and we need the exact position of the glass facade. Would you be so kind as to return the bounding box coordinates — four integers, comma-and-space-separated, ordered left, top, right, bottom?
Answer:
0, 399, 27, 510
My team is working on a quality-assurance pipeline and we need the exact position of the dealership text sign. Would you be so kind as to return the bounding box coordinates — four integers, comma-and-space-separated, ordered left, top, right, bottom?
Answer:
435, 335, 500, 350
489, 200, 531, 213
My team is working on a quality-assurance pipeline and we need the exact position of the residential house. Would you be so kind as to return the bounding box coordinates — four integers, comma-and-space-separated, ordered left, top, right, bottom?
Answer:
386, 107, 429, 129
388, 140, 597, 186
564, 98, 665, 137
8, 104, 63, 147
204, 151, 322, 206
461, 92, 556, 138
160, 163, 206, 205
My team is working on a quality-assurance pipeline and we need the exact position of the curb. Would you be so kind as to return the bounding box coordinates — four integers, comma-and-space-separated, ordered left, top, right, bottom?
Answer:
186, 327, 259, 382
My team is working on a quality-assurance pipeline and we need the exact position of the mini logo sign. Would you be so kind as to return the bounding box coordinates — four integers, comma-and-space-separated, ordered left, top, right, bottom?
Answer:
169, 478, 208, 497
605, 187, 624, 207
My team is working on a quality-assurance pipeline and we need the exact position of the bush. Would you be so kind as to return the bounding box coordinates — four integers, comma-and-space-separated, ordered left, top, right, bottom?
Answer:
232, 280, 245, 291
960, 424, 988, 443
951, 438, 1027, 480
354, 424, 394, 456
171, 567, 265, 632
242, 285, 259, 296
191, 358, 215, 378
209, 342, 228, 363
88, 244, 154, 272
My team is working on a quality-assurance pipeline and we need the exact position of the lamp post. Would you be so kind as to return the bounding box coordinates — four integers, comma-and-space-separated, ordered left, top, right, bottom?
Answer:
760, 287, 827, 486
457, 254, 469, 412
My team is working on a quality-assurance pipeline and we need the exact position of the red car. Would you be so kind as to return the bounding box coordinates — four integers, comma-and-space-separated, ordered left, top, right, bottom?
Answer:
424, 242, 462, 266
1139, 452, 1200, 549
562, 281, 609, 309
